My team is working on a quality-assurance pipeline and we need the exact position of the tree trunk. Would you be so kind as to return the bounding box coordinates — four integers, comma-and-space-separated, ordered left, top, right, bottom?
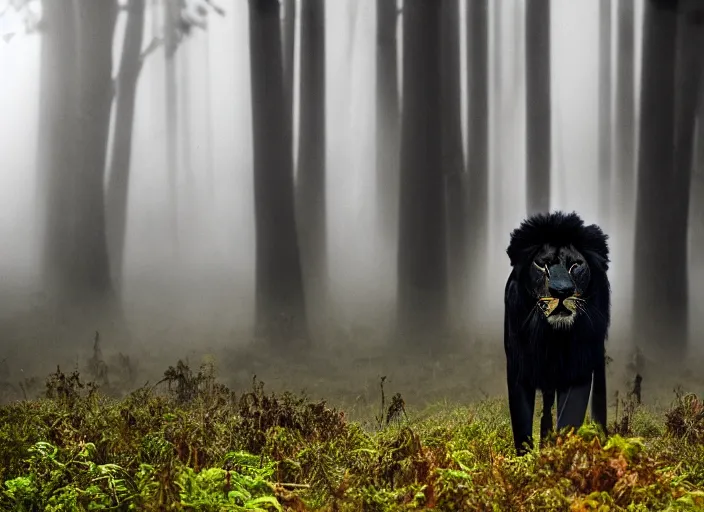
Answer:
107, 0, 146, 293
203, 30, 215, 198
441, 0, 465, 332
180, 43, 194, 191
164, 0, 180, 256
41, 0, 117, 297
466, 0, 489, 326
72, 0, 117, 302
598, 0, 612, 227
297, 0, 327, 340
633, 0, 700, 363
615, 0, 636, 234
613, 0, 637, 331
39, 0, 119, 345
525, 0, 551, 215
282, 0, 295, 165
248, 0, 308, 348
396, 0, 447, 348
693, 71, 704, 257
38, 0, 80, 289
375, 0, 400, 244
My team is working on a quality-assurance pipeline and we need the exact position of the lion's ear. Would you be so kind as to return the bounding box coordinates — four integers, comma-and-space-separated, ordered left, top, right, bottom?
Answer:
582, 224, 610, 269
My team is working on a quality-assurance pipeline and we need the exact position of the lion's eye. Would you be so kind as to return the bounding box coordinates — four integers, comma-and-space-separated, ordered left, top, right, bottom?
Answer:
533, 261, 549, 275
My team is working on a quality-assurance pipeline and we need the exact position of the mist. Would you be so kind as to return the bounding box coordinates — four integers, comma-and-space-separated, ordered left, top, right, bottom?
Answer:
0, 0, 703, 406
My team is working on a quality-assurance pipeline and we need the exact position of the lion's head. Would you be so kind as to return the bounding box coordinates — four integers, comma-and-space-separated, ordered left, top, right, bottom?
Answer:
507, 211, 610, 332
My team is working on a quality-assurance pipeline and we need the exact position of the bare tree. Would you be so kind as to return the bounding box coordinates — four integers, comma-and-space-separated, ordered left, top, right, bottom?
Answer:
296, 0, 327, 339
598, 0, 613, 227
466, 0, 489, 324
525, 0, 551, 215
39, 0, 119, 338
396, 0, 447, 347
248, 0, 308, 347
375, 0, 400, 244
164, 0, 180, 255
282, 0, 295, 163
693, 74, 704, 256
106, 1, 221, 289
441, 0, 466, 331
37, 0, 79, 262
106, 0, 146, 292
614, 0, 636, 235
633, 0, 703, 362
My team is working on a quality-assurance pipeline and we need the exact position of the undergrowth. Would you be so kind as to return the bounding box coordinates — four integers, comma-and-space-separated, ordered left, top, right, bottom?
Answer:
1, 354, 704, 511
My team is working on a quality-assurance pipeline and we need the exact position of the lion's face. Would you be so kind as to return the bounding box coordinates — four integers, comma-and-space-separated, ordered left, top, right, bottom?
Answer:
529, 244, 591, 330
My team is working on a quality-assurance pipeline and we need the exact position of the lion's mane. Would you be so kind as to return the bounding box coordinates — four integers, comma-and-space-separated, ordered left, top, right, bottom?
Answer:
504, 211, 611, 391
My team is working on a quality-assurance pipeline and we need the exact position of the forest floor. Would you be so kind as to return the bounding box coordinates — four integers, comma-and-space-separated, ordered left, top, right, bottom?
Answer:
2, 338, 704, 510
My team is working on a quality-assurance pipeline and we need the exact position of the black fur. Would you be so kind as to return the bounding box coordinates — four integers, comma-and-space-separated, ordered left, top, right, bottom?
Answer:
504, 211, 611, 455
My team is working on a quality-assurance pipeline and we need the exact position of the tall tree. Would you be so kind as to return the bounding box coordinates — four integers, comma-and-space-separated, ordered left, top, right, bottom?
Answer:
248, 0, 308, 347
106, 1, 219, 289
39, 0, 118, 331
693, 76, 704, 256
106, 0, 146, 291
282, 0, 295, 136
466, 0, 489, 323
396, 0, 447, 347
525, 0, 551, 215
441, 0, 466, 331
164, 0, 180, 255
375, 0, 400, 243
598, 0, 613, 226
37, 0, 79, 275
296, 0, 327, 339
633, 0, 702, 362
614, 0, 636, 234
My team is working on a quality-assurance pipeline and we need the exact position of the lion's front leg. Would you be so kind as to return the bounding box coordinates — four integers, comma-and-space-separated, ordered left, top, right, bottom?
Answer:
555, 380, 592, 433
507, 377, 536, 456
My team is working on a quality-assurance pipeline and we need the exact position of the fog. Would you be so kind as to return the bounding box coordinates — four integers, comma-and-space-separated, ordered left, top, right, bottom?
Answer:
0, 0, 703, 404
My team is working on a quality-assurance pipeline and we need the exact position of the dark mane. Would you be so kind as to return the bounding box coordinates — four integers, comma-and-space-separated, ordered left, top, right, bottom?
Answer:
506, 211, 610, 272
504, 211, 611, 386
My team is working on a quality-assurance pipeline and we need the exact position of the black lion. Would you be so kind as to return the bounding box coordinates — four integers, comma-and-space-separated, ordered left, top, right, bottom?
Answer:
504, 211, 610, 455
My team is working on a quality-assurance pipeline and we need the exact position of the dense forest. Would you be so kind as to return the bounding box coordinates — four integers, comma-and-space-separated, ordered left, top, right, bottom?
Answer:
0, 0, 701, 391
0, 0, 702, 371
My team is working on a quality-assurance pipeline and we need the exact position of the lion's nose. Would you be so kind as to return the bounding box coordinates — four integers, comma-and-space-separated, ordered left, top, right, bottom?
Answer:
549, 281, 575, 299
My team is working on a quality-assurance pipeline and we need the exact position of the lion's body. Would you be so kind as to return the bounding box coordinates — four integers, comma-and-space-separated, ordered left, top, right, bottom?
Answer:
504, 211, 611, 455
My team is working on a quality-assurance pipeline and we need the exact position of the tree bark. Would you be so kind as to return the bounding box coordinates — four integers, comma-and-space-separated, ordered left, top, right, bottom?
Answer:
38, 0, 80, 290
598, 0, 612, 227
40, 0, 117, 301
164, 0, 180, 255
38, 0, 120, 348
525, 0, 551, 216
375, 0, 400, 244
615, 0, 636, 234
107, 0, 146, 292
466, 0, 489, 326
297, 0, 327, 340
72, 0, 117, 301
441, 0, 465, 332
633, 0, 700, 362
396, 0, 447, 348
693, 68, 704, 256
282, 0, 295, 164
248, 0, 308, 348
